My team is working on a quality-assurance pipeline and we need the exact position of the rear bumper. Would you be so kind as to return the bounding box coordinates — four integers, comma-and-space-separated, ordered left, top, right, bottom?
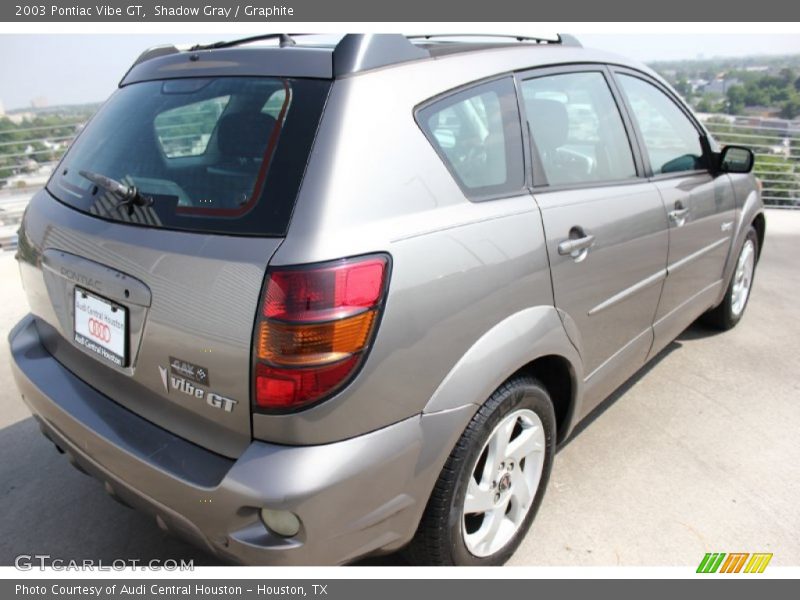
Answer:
9, 314, 472, 565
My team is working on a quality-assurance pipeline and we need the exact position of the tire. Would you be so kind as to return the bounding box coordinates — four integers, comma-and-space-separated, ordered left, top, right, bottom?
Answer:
703, 226, 759, 331
405, 376, 556, 565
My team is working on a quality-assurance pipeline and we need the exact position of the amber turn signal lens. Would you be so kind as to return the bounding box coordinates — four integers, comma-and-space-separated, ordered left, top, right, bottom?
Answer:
258, 310, 376, 366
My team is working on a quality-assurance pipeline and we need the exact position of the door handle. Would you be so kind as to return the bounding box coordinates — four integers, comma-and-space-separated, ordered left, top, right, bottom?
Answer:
558, 234, 595, 258
668, 201, 690, 227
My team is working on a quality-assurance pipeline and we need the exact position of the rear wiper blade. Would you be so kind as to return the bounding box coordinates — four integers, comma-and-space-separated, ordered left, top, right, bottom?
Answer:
79, 170, 153, 215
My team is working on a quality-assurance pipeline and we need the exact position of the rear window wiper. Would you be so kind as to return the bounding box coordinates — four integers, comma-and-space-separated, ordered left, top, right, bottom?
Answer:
78, 170, 154, 215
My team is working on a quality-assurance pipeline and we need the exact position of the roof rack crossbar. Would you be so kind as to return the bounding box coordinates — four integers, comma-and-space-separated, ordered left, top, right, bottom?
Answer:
189, 33, 305, 52
407, 33, 582, 47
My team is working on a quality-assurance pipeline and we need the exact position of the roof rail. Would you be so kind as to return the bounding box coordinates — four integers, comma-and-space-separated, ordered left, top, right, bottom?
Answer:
407, 33, 582, 47
333, 34, 430, 77
189, 33, 303, 51
123, 32, 583, 84
557, 34, 582, 47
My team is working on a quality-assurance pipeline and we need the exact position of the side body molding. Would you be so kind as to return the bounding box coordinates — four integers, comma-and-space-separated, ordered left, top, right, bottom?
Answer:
423, 305, 583, 428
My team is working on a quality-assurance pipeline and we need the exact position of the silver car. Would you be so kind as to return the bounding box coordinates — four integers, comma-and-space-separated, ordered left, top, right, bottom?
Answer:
8, 33, 764, 565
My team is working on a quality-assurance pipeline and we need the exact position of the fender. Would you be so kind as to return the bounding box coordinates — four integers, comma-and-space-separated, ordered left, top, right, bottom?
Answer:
422, 305, 584, 431
714, 184, 764, 307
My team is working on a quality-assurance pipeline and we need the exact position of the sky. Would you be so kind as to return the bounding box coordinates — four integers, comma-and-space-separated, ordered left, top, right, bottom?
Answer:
1, 33, 800, 111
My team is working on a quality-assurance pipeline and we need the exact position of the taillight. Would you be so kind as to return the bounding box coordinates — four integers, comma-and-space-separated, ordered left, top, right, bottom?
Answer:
253, 255, 389, 412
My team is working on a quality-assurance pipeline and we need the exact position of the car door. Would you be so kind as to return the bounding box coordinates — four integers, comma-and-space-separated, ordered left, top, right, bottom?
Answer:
519, 66, 670, 414
613, 70, 737, 357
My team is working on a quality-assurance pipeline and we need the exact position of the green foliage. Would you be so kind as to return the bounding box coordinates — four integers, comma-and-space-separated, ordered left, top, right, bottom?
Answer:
724, 76, 800, 118
650, 54, 800, 117
0, 106, 98, 187
753, 155, 800, 206
781, 97, 800, 120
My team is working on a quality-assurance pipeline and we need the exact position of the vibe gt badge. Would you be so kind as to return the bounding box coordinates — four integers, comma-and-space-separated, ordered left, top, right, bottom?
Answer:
158, 364, 238, 413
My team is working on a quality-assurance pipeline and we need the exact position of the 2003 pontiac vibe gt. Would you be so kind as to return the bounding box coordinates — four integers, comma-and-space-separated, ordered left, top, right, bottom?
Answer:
9, 33, 764, 565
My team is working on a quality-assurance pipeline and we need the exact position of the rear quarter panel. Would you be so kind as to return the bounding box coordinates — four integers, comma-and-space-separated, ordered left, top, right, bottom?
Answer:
253, 54, 583, 445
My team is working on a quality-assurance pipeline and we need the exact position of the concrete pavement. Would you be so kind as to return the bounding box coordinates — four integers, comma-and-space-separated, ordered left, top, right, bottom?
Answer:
0, 210, 798, 567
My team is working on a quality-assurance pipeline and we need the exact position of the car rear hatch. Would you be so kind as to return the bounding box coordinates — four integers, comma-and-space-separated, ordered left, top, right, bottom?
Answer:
16, 58, 331, 458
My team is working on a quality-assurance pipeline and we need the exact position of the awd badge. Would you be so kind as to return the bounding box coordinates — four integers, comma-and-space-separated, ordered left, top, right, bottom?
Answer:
169, 356, 210, 386
158, 359, 237, 413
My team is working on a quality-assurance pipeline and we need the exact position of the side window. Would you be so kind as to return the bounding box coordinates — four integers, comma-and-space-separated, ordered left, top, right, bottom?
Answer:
154, 95, 230, 158
521, 71, 637, 186
617, 74, 706, 175
418, 77, 524, 199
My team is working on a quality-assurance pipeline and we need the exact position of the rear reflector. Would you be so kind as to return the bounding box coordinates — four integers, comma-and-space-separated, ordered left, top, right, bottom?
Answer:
253, 255, 389, 411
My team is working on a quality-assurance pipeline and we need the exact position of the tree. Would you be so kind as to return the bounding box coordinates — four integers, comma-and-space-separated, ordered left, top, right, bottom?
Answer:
726, 85, 746, 114
674, 78, 692, 98
754, 155, 800, 207
779, 68, 796, 86
780, 97, 800, 120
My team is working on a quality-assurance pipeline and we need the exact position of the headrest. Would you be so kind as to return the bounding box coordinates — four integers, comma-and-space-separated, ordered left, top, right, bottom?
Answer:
217, 112, 278, 159
525, 98, 569, 152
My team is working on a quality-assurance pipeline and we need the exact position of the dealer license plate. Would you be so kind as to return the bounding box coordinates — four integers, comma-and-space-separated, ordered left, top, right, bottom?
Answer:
73, 287, 128, 367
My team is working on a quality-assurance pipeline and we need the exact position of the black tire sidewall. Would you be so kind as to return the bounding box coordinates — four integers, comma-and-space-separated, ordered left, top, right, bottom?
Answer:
724, 227, 759, 327
445, 380, 556, 566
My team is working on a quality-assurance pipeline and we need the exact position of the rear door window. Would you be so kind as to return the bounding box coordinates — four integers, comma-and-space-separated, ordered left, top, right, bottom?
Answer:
417, 77, 525, 200
521, 71, 637, 186
48, 77, 330, 236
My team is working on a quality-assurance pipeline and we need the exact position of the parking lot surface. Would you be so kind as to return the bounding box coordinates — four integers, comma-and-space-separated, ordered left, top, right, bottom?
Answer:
1, 209, 798, 567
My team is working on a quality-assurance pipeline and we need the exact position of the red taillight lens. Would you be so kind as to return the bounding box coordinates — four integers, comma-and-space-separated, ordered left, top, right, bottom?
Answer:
255, 357, 360, 409
253, 255, 389, 411
264, 258, 386, 321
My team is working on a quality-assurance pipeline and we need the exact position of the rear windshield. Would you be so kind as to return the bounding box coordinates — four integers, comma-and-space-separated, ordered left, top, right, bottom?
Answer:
48, 77, 331, 236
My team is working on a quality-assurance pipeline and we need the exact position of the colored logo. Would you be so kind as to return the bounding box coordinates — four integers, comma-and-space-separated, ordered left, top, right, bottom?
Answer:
169, 356, 210, 386
697, 552, 773, 574
88, 318, 111, 343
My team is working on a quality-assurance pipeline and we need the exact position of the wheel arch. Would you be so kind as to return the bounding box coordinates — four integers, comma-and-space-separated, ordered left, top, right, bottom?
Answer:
752, 211, 766, 260
715, 187, 765, 308
511, 355, 577, 444
423, 306, 584, 444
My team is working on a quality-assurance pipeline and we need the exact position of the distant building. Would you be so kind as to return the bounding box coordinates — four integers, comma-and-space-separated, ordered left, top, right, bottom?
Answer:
0, 100, 5, 116
30, 97, 48, 109
697, 113, 735, 124
6, 111, 35, 124
741, 106, 780, 118
702, 78, 741, 95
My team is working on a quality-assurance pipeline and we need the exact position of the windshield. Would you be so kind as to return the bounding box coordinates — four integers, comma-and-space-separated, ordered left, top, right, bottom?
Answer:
48, 77, 331, 236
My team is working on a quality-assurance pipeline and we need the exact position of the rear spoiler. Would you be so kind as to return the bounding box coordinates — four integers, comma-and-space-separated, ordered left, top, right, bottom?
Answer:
121, 33, 581, 85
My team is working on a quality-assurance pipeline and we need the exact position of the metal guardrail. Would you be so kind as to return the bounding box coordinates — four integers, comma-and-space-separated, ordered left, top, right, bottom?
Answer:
700, 115, 800, 208
0, 121, 82, 193
2, 115, 800, 211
